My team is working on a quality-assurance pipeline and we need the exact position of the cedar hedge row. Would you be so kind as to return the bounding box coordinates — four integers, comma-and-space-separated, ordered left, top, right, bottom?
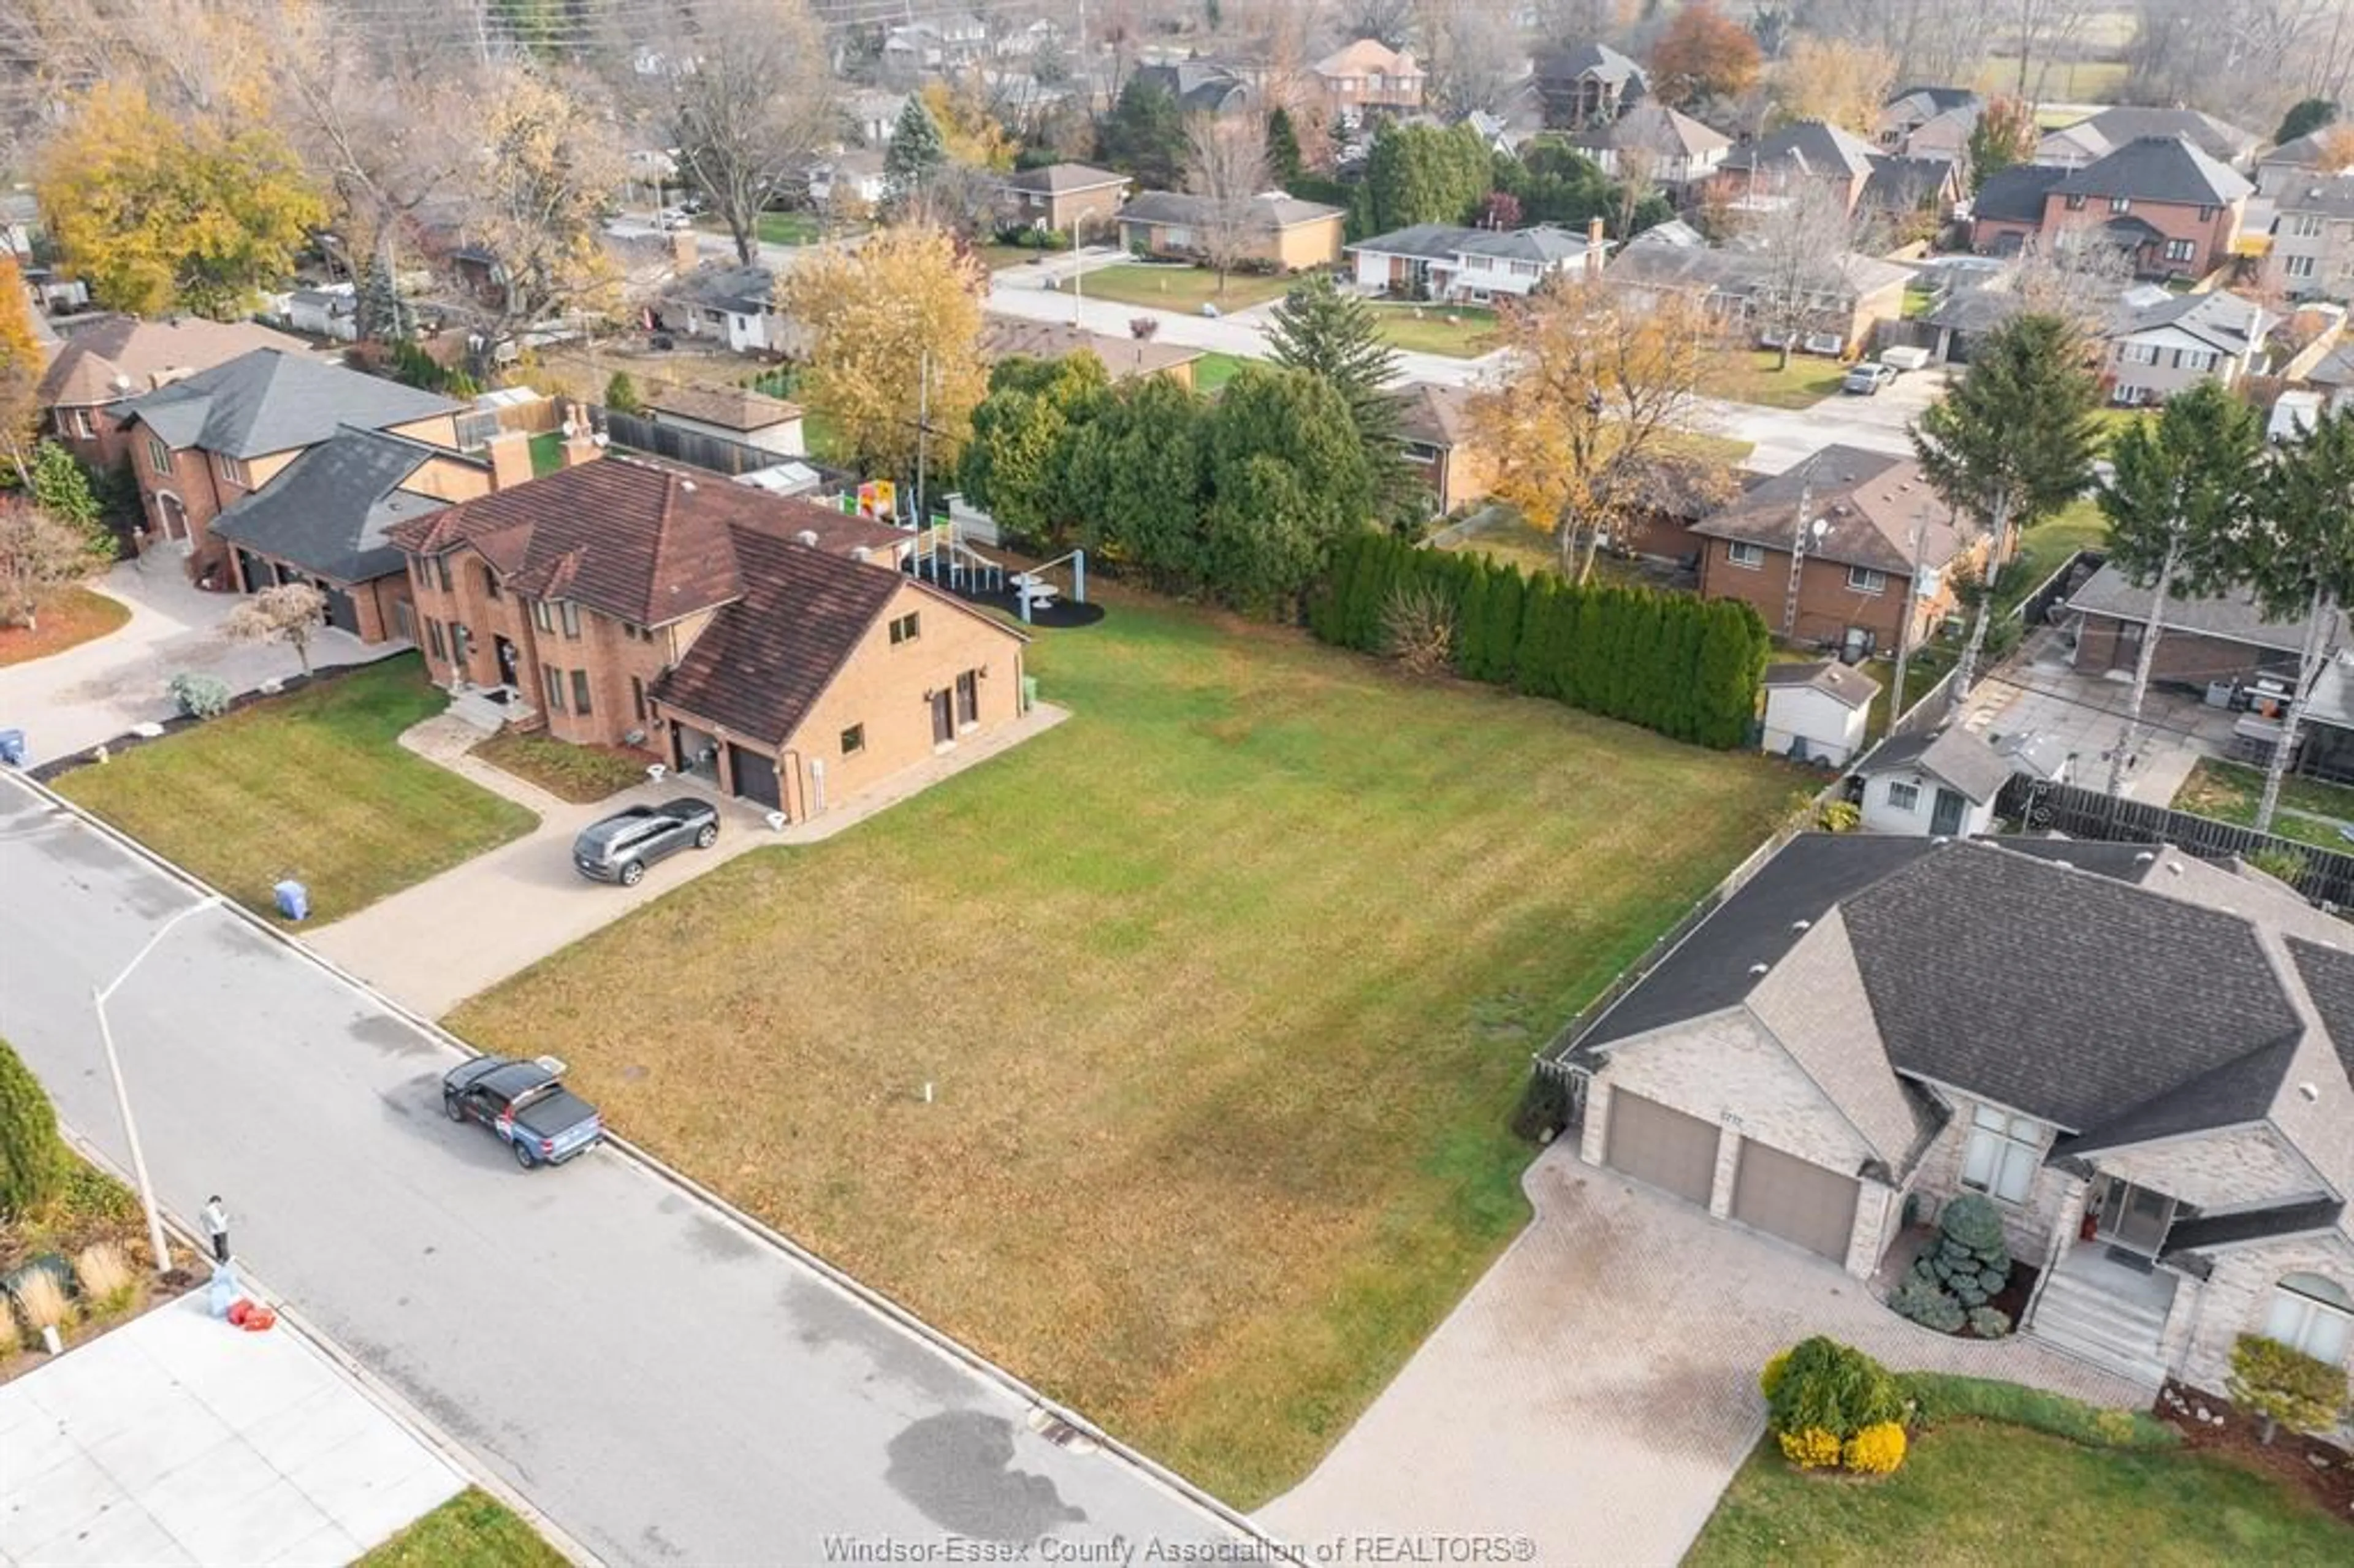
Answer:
1311, 532, 1771, 750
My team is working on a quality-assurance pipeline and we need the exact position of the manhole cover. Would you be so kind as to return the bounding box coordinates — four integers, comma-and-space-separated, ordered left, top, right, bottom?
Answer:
1025, 1408, 1097, 1455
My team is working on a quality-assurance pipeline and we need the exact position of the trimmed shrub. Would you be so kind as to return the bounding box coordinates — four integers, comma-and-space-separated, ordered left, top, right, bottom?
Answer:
1775, 1426, 1841, 1469
1759, 1349, 1793, 1401
167, 672, 233, 720
1889, 1270, 1966, 1333
1899, 1371, 2181, 1448
1967, 1305, 2013, 1339
2226, 1333, 2350, 1444
1893, 1192, 2013, 1330
1840, 1421, 1907, 1475
0, 1038, 69, 1220
1766, 1336, 1906, 1444
1818, 799, 1861, 832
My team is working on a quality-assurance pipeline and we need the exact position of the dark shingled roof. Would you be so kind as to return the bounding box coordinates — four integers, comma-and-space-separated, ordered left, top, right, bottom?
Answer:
1861, 154, 1957, 212
2165, 1197, 2345, 1255
210, 427, 460, 585
2051, 135, 2253, 207
1859, 726, 2015, 805
2288, 937, 2354, 1090
1971, 164, 2068, 224
1562, 834, 1942, 1058
115, 349, 460, 460
1537, 42, 1645, 86
1723, 119, 1877, 181
653, 535, 910, 742
1843, 843, 2303, 1134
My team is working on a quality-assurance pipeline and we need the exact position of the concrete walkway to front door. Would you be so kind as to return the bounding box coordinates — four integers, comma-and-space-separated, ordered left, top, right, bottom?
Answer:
306, 704, 1068, 1018
1258, 1147, 2149, 1568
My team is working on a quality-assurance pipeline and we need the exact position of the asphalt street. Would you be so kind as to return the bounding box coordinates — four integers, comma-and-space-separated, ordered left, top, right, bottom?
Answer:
0, 775, 1243, 1567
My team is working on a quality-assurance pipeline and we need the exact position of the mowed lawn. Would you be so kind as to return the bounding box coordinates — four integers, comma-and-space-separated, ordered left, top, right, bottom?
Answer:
356, 1489, 565, 1568
452, 597, 1796, 1504
1689, 1421, 2349, 1567
56, 656, 535, 921
1077, 262, 1296, 313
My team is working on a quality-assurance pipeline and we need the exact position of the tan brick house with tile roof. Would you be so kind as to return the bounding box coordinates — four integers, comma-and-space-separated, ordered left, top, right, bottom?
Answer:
389, 456, 1026, 819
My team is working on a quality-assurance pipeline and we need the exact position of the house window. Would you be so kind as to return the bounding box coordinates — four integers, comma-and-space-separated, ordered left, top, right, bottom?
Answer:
427, 618, 448, 660
480, 563, 500, 600
2291, 213, 2324, 237
2163, 238, 2195, 263
2264, 1273, 2352, 1364
2198, 205, 2217, 221
2287, 254, 2318, 279
1886, 780, 1920, 813
1961, 1105, 2041, 1204
560, 600, 581, 639
2175, 348, 2217, 373
2114, 384, 2152, 405
147, 436, 172, 474
630, 677, 647, 722
1847, 566, 1887, 594
532, 600, 555, 633
2109, 196, 2131, 214
840, 723, 866, 755
67, 408, 93, 439
889, 612, 921, 644
570, 669, 592, 714
435, 555, 453, 592
956, 669, 978, 726
394, 601, 415, 644
543, 663, 564, 712
2117, 341, 2161, 365
216, 453, 245, 487
1726, 541, 1766, 569
2065, 193, 2086, 211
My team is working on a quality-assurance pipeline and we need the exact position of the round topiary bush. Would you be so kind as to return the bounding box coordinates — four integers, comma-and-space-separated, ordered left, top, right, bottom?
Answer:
1767, 1336, 1907, 1447
1891, 1193, 2015, 1331
0, 1038, 69, 1220
1842, 1420, 1908, 1475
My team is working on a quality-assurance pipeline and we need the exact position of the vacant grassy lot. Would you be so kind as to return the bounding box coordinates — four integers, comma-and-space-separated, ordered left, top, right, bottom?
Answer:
1705, 349, 1849, 409
56, 657, 535, 921
0, 587, 131, 667
1688, 1420, 2347, 1567
1078, 263, 1295, 313
454, 595, 1794, 1504
1369, 303, 1499, 357
473, 732, 648, 802
2173, 757, 2354, 852
356, 1489, 565, 1568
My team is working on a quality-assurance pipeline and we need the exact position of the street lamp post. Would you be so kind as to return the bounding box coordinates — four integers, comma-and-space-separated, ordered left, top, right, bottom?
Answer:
91, 894, 222, 1275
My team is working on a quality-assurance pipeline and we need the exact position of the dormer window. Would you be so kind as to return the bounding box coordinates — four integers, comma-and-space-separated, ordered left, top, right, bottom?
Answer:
217, 453, 246, 487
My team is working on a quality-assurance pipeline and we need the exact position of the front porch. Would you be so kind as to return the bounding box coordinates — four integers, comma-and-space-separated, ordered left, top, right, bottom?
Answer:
2027, 1242, 2181, 1388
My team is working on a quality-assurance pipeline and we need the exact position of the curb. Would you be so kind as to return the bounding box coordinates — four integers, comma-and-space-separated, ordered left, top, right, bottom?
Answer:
5, 772, 1303, 1564
49, 1124, 606, 1568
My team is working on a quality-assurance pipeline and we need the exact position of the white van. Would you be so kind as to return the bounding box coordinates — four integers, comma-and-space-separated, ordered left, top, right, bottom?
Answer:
1880, 345, 1934, 372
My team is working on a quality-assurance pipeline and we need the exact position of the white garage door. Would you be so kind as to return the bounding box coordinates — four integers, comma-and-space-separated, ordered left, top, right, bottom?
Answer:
1602, 1090, 1721, 1206
1731, 1138, 1859, 1264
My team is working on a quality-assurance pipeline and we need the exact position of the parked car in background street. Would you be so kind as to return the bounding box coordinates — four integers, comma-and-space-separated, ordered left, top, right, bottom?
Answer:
442, 1055, 603, 1170
1843, 362, 1899, 395
572, 798, 720, 886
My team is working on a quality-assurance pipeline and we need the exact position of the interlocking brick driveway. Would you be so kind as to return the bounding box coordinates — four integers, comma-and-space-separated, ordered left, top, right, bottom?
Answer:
1259, 1146, 2147, 1567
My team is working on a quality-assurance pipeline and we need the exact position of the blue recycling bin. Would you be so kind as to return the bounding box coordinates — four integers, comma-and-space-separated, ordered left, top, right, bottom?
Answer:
273, 880, 309, 921
0, 729, 24, 768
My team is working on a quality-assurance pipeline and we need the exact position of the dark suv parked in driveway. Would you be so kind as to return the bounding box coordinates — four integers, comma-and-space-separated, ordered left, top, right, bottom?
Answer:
572, 798, 720, 885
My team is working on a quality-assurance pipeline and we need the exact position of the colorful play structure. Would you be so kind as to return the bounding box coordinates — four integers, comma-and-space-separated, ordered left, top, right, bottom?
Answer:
872, 498, 1086, 625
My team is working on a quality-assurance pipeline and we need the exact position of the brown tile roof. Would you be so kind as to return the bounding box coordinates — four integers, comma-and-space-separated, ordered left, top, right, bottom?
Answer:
37, 316, 305, 408
1396, 381, 1476, 447
646, 383, 803, 432
979, 318, 1201, 379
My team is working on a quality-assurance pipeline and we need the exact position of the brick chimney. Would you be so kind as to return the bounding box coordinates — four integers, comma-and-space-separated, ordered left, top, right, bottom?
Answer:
484, 429, 533, 492
562, 424, 604, 468
1587, 215, 1607, 276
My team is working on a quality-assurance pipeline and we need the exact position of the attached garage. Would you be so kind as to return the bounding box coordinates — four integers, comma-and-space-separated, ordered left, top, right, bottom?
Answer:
1731, 1138, 1859, 1264
727, 743, 782, 811
1601, 1090, 1721, 1206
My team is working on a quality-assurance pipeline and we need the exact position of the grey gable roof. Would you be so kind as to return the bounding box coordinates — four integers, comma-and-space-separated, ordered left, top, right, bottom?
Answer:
1352, 222, 1593, 265
2081, 106, 2258, 164
2272, 171, 2354, 219
2288, 937, 2354, 1090
2051, 135, 2253, 207
1972, 164, 2067, 224
1121, 190, 1341, 229
1539, 42, 1644, 85
1859, 726, 2013, 804
1862, 154, 1957, 211
116, 349, 460, 459
210, 427, 454, 584
1724, 119, 1876, 181
2112, 288, 2268, 354
2066, 561, 2341, 653
1842, 843, 2303, 1135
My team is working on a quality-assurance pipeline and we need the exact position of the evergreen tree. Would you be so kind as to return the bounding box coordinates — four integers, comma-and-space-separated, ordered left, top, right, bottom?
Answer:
884, 95, 950, 202
1265, 274, 1413, 528
1267, 108, 1303, 187
1360, 121, 1494, 234
357, 249, 404, 341
1455, 558, 1493, 677
1515, 577, 1558, 696
1098, 78, 1187, 190
2238, 403, 2354, 832
603, 371, 642, 414
1200, 367, 1375, 612
0, 1036, 68, 1220
28, 441, 101, 535
1484, 565, 1525, 685
2277, 97, 2339, 145
1911, 313, 2100, 715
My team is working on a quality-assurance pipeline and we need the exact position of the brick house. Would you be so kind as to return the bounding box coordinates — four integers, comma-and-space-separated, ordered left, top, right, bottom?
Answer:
1689, 446, 1973, 658
1312, 38, 1425, 116
1606, 223, 1910, 359
1113, 191, 1346, 272
1567, 104, 1732, 194
1395, 381, 1493, 515
994, 163, 1131, 236
1967, 164, 2071, 256
2064, 563, 2328, 688
1533, 42, 1646, 129
109, 348, 464, 585
387, 457, 1027, 820
1548, 834, 2354, 1397
1877, 87, 1981, 157
35, 316, 305, 471
2033, 136, 2253, 281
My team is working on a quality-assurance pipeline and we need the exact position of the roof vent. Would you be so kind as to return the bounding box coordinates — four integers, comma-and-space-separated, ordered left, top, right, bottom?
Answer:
1791, 918, 1811, 931
1748, 961, 1770, 975
795, 529, 820, 547
2166, 860, 2184, 875
680, 479, 696, 492
2298, 1081, 2321, 1103
851, 546, 872, 563
2134, 850, 2157, 863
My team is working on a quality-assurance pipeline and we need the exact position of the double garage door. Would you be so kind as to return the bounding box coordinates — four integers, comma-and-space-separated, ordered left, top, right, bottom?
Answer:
1602, 1089, 1859, 1265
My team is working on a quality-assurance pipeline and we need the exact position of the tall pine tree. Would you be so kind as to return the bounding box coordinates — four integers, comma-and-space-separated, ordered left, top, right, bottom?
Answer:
1265, 273, 1412, 529
883, 96, 950, 203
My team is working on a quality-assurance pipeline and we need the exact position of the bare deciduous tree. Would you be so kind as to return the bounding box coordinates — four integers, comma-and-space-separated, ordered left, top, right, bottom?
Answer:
1740, 175, 1865, 370
224, 582, 329, 674
1414, 0, 1528, 115
1185, 113, 1271, 294
2009, 228, 2135, 337
0, 500, 107, 633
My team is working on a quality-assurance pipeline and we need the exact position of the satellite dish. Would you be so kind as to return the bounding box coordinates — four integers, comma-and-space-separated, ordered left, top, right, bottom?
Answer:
591, 431, 609, 447
560, 419, 578, 438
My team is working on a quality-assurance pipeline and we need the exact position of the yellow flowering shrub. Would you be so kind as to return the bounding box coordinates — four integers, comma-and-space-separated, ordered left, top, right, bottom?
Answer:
1842, 1421, 1908, 1475
1777, 1426, 1842, 1469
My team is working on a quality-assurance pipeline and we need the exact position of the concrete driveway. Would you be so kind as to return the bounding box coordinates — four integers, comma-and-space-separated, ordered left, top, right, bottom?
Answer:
1960, 631, 2239, 805
307, 705, 1067, 1018
1259, 1147, 2147, 1567
0, 560, 389, 769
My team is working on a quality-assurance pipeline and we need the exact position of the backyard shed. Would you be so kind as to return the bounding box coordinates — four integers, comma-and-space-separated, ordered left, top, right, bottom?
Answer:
1761, 661, 1881, 767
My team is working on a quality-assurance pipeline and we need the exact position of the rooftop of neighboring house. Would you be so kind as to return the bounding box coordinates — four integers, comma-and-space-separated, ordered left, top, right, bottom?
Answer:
1133, 61, 1251, 113
1607, 229, 1910, 305
646, 384, 802, 433
1861, 153, 1959, 211
113, 348, 459, 460
1884, 85, 1983, 119
2263, 128, 2339, 169
2305, 338, 2354, 386
2066, 561, 2341, 653
1971, 163, 2070, 224
1567, 102, 1732, 162
1688, 445, 1961, 576
2050, 134, 2256, 207
37, 315, 307, 409
979, 318, 1202, 380
1395, 380, 1477, 449
1536, 41, 1646, 86
1723, 119, 1878, 182
209, 425, 468, 584
1857, 725, 2013, 804
823, 148, 889, 178
2056, 105, 2260, 167
1348, 221, 1600, 265
1001, 162, 1129, 195
1556, 833, 2354, 1226
665, 262, 777, 319
1763, 659, 1882, 710
1118, 189, 1343, 230
2108, 286, 2271, 356
2271, 169, 2354, 218
1316, 38, 1420, 78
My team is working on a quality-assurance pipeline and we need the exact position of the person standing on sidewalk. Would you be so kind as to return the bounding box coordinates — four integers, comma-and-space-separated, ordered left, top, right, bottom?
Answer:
201, 1195, 230, 1263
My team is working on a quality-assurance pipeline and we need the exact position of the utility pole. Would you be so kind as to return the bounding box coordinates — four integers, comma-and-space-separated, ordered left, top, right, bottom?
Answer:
1884, 509, 1938, 741
915, 345, 931, 525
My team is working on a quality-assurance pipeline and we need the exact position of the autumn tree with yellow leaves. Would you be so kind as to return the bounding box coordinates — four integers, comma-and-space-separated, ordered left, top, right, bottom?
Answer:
35, 80, 325, 319
0, 256, 43, 485
1471, 275, 1729, 583
1771, 37, 1899, 137
774, 225, 988, 492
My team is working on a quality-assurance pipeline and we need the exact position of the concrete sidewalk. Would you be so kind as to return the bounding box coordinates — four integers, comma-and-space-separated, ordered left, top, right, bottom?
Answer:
307, 702, 1070, 1017
0, 1291, 462, 1567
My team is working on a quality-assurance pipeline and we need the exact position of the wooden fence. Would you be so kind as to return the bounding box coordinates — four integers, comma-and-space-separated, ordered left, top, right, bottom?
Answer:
594, 406, 780, 478
1997, 774, 2354, 908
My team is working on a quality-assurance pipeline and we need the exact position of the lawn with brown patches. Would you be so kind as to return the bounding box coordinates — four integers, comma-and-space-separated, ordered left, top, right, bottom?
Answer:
0, 587, 131, 667
451, 594, 1796, 1504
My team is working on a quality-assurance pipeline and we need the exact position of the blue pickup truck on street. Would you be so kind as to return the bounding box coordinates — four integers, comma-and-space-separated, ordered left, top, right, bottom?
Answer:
442, 1055, 603, 1170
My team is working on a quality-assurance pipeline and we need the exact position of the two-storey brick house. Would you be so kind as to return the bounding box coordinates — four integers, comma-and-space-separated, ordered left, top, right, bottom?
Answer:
1549, 834, 2354, 1398
2034, 135, 2253, 280
35, 316, 304, 472
388, 457, 1027, 820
